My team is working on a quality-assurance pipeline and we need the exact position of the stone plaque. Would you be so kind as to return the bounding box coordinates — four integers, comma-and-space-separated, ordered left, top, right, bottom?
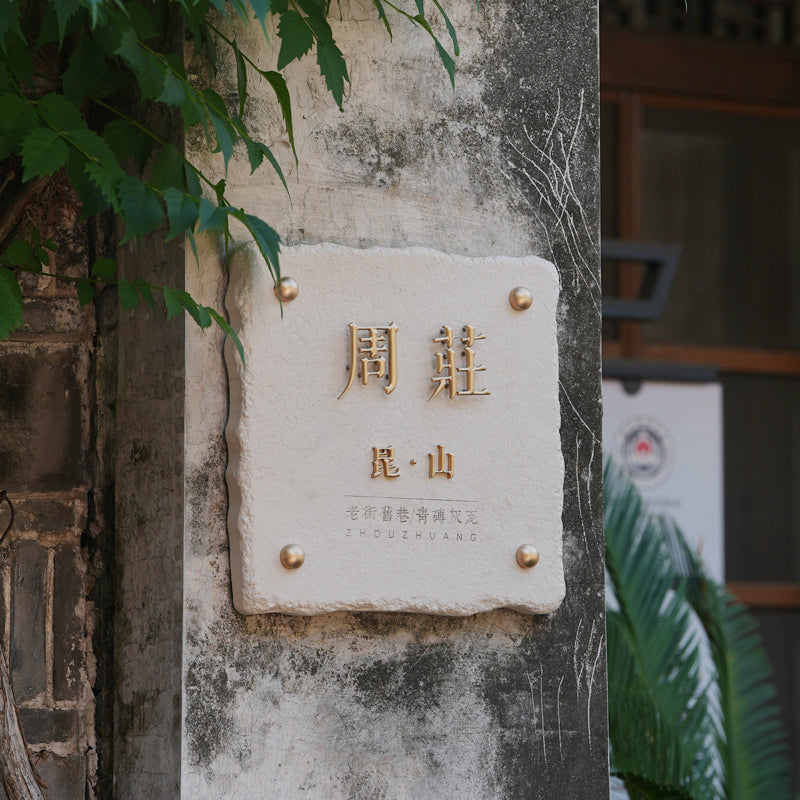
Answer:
225, 245, 564, 615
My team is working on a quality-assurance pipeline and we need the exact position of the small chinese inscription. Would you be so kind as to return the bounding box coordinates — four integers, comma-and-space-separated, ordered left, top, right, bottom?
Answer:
339, 324, 398, 398
344, 499, 480, 543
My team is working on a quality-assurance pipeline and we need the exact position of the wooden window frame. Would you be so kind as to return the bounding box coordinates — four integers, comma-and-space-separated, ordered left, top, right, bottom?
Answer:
600, 28, 800, 608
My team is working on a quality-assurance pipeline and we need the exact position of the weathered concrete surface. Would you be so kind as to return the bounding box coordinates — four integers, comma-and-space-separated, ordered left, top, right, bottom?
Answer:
179, 0, 605, 797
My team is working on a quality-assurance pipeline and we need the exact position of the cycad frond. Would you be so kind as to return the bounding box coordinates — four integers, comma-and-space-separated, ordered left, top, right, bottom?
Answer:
658, 516, 793, 800
605, 462, 792, 800
605, 462, 719, 799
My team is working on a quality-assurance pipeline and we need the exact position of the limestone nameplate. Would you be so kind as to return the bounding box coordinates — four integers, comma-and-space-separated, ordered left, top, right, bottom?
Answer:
225, 245, 564, 615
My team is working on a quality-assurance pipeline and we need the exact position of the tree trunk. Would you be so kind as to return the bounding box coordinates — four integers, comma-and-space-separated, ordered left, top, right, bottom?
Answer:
0, 643, 45, 800
0, 493, 45, 800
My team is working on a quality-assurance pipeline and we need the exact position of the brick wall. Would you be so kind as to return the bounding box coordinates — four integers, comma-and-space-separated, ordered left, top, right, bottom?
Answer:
0, 181, 115, 800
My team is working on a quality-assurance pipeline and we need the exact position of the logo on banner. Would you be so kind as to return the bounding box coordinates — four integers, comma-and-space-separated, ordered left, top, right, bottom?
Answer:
615, 415, 674, 488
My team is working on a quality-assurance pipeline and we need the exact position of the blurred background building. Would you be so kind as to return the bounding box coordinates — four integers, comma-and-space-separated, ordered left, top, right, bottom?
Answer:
600, 0, 800, 788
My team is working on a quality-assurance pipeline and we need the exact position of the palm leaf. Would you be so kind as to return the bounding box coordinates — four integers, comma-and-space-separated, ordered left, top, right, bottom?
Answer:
605, 463, 719, 800
658, 517, 793, 800
605, 461, 792, 800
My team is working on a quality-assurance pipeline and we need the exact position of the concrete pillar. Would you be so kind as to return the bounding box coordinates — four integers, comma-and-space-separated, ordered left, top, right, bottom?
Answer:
115, 0, 606, 796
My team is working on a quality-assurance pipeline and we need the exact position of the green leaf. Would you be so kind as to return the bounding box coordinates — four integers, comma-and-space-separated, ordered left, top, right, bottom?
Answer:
150, 144, 184, 191
53, 0, 80, 42
371, 0, 393, 38
37, 92, 86, 131
186, 228, 198, 264
62, 34, 109, 103
180, 87, 209, 133
35, 3, 61, 48
64, 152, 111, 221
163, 187, 200, 241
410, 14, 455, 87
234, 40, 247, 118
131, 280, 156, 312
30, 230, 55, 264
2, 239, 39, 271
212, 178, 226, 206
432, 36, 455, 87
247, 0, 271, 33
261, 70, 296, 160
0, 94, 37, 160
315, 38, 349, 110
91, 258, 116, 280
0, 267, 23, 339
197, 197, 228, 233
276, 10, 314, 70
209, 308, 245, 366
115, 26, 167, 99
227, 0, 249, 21
67, 127, 120, 163
157, 69, 186, 105
39, 233, 57, 253
243, 137, 287, 190
163, 287, 182, 319
203, 90, 236, 167
3, 31, 32, 86
21, 127, 70, 181
0, 3, 22, 54
241, 212, 281, 278
119, 280, 140, 311
177, 290, 212, 329
118, 176, 164, 241
66, 150, 111, 217
0, 64, 12, 93
123, 1, 159, 41
209, 110, 235, 167
430, 0, 459, 55
202, 88, 228, 116
193, 24, 217, 76
77, 278, 94, 306
83, 160, 123, 211
184, 162, 202, 197
103, 119, 153, 175
84, 0, 107, 28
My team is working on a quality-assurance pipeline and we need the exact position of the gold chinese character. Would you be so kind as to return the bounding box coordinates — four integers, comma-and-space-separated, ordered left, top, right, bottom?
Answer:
372, 446, 400, 479
339, 324, 398, 399
428, 444, 454, 479
429, 325, 490, 400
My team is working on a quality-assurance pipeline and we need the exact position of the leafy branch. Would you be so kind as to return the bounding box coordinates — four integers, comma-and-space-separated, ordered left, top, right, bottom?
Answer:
0, 0, 461, 343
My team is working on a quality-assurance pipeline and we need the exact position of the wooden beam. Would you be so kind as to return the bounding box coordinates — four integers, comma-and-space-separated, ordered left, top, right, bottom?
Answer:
727, 582, 800, 609
601, 29, 800, 107
601, 343, 800, 376
617, 92, 644, 357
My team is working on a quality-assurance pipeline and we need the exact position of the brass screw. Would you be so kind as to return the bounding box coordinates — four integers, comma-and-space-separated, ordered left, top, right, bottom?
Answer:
516, 544, 539, 568
274, 277, 299, 302
280, 544, 305, 569
509, 286, 533, 311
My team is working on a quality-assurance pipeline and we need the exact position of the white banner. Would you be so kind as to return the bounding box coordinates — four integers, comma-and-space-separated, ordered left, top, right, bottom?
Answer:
603, 379, 725, 581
